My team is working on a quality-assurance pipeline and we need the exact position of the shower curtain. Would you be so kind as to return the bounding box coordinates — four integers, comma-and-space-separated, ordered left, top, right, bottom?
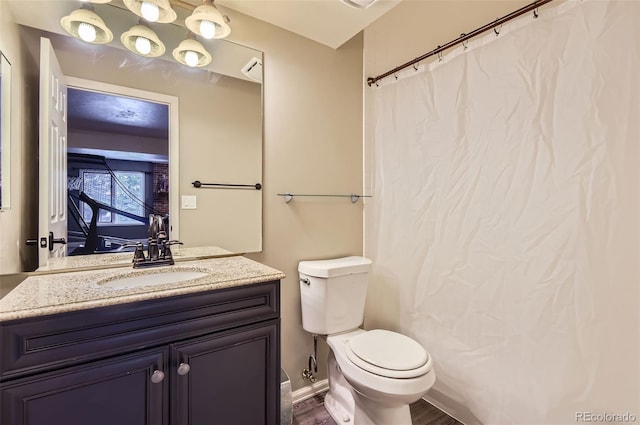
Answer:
368, 1, 639, 424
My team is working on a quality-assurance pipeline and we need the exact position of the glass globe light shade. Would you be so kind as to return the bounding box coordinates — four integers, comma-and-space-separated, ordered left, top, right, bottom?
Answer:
172, 38, 211, 67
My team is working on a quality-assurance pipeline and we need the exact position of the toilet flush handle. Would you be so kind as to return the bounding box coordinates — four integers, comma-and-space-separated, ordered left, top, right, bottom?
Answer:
299, 277, 310, 286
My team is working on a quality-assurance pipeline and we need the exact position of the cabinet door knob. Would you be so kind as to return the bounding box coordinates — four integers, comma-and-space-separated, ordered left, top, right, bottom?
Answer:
177, 363, 191, 376
151, 370, 165, 383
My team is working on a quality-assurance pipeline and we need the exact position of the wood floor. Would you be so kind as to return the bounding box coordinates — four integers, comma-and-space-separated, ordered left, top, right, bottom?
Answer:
292, 391, 463, 425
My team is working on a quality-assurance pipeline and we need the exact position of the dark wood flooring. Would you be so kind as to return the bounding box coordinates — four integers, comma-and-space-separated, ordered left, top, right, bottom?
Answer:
292, 391, 463, 425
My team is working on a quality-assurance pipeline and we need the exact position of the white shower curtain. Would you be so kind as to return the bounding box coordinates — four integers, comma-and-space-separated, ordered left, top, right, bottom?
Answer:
368, 1, 639, 424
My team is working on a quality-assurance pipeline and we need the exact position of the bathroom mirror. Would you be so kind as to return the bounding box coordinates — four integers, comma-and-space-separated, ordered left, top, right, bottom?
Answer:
6, 0, 263, 271
0, 51, 11, 210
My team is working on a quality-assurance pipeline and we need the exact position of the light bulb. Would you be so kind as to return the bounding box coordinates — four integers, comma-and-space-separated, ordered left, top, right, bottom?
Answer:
140, 1, 160, 22
199, 20, 216, 39
135, 36, 152, 55
184, 50, 199, 67
77, 22, 97, 42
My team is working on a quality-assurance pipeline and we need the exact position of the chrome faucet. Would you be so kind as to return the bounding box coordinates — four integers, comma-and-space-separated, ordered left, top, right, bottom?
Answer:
131, 214, 182, 268
147, 214, 162, 261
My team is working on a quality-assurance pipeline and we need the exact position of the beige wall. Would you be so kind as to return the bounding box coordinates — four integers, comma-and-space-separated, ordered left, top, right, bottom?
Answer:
0, 7, 364, 392
231, 15, 365, 391
0, 1, 39, 274
364, 1, 530, 79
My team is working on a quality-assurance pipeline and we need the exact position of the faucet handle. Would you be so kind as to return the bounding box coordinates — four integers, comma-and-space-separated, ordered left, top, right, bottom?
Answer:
127, 242, 146, 264
162, 240, 183, 262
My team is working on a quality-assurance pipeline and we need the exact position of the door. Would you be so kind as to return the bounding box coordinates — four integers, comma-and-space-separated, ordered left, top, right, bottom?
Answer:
172, 320, 280, 425
0, 348, 168, 425
38, 37, 68, 267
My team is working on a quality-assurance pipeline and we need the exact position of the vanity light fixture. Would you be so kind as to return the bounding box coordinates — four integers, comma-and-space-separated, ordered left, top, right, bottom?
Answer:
172, 37, 212, 68
60, 8, 114, 44
123, 0, 177, 23
121, 24, 166, 58
185, 0, 231, 40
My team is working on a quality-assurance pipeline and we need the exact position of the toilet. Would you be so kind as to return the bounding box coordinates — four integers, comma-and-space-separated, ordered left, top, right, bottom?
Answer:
299, 256, 436, 425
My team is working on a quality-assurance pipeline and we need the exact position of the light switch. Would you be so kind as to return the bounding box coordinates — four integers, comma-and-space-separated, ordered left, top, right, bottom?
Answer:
181, 195, 197, 210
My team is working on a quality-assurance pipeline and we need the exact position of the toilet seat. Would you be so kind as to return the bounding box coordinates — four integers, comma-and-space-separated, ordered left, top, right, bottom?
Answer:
345, 330, 431, 379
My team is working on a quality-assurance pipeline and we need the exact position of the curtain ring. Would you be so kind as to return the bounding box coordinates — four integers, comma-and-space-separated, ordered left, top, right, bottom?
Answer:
533, 7, 539, 18
437, 50, 443, 62
460, 33, 468, 50
413, 63, 419, 71
394, 73, 398, 80
494, 22, 502, 36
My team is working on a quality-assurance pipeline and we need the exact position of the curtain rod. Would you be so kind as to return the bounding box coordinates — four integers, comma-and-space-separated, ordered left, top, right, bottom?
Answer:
367, 0, 554, 87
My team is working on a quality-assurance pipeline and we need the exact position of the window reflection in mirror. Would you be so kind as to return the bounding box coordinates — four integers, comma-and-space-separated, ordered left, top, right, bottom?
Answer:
0, 51, 11, 210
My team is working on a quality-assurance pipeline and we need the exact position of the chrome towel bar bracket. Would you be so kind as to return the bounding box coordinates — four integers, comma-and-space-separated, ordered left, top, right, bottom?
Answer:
277, 193, 372, 204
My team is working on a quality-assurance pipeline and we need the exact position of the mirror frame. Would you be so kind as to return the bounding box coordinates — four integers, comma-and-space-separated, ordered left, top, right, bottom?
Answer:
0, 51, 11, 210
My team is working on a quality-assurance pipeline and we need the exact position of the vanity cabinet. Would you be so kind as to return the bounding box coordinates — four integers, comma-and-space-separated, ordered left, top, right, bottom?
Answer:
172, 322, 278, 425
0, 280, 280, 425
0, 348, 168, 425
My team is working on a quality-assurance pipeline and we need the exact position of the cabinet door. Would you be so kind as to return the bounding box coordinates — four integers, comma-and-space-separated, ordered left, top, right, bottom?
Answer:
172, 320, 280, 425
0, 348, 168, 425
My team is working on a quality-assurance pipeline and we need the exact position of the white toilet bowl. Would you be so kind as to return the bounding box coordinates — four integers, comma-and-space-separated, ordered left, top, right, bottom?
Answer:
298, 257, 436, 425
324, 329, 436, 425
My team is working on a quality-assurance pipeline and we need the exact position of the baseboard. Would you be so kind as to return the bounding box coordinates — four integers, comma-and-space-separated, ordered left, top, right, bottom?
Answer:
292, 379, 329, 404
422, 389, 480, 425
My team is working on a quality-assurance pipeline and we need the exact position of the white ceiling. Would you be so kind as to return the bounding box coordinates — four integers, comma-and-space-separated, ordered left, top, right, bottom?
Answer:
216, 0, 402, 49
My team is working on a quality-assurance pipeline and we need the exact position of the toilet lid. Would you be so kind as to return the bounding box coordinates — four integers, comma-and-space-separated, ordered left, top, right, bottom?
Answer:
345, 330, 431, 379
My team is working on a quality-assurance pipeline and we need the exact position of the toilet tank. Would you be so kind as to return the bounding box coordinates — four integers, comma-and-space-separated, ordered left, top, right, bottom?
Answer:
298, 256, 372, 335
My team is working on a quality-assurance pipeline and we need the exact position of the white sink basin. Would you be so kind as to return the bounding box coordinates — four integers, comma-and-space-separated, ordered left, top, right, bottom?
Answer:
99, 270, 209, 289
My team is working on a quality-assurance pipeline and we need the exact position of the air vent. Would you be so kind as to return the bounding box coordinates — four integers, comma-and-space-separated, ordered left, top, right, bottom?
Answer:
241, 57, 262, 83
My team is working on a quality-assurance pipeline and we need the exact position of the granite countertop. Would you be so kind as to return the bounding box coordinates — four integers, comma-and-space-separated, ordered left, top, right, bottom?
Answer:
0, 255, 285, 322
36, 246, 236, 272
